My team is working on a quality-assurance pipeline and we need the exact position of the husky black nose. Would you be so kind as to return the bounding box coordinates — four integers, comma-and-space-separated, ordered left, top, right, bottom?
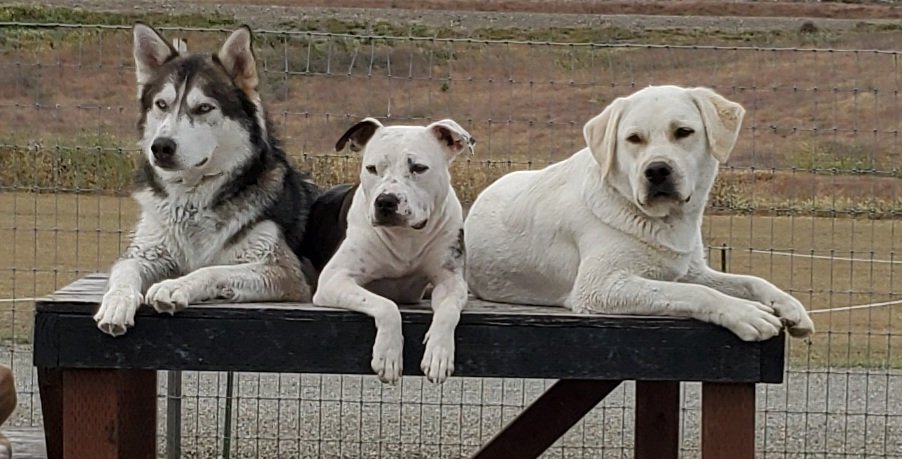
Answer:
151, 137, 177, 163
644, 161, 673, 186
374, 193, 400, 215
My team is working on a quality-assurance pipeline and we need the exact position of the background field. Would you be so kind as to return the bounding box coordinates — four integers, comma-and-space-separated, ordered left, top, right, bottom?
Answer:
0, 2, 899, 457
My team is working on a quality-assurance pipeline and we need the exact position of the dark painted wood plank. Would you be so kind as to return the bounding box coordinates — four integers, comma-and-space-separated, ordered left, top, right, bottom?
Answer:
634, 381, 680, 459
702, 383, 755, 459
34, 310, 783, 382
62, 369, 156, 459
471, 380, 621, 459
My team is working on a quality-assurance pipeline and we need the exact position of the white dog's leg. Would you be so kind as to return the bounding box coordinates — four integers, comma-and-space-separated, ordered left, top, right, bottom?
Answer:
314, 269, 404, 384
145, 259, 310, 312
571, 267, 784, 341
94, 237, 176, 336
683, 260, 815, 337
421, 270, 466, 383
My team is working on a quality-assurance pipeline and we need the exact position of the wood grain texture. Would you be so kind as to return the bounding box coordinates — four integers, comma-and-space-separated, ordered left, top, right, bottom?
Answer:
471, 380, 621, 459
702, 383, 756, 459
634, 381, 680, 459
34, 274, 786, 383
62, 369, 156, 459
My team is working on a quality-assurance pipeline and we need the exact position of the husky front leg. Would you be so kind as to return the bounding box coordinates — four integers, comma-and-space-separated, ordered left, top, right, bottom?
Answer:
145, 257, 310, 312
314, 265, 404, 384
421, 269, 466, 383
94, 237, 177, 336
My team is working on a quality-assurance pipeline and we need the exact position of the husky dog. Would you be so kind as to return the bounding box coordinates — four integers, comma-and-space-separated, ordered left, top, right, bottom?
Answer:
94, 23, 319, 336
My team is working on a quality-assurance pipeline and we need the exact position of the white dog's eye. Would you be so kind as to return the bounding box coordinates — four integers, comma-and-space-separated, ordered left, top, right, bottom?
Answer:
410, 163, 429, 174
195, 103, 215, 115
675, 127, 695, 139
365, 165, 378, 175
626, 133, 643, 144
155, 100, 169, 111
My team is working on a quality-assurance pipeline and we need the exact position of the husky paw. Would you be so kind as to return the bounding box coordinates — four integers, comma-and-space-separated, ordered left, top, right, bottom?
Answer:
94, 286, 142, 337
372, 329, 404, 384
145, 278, 200, 314
421, 331, 455, 384
722, 300, 783, 342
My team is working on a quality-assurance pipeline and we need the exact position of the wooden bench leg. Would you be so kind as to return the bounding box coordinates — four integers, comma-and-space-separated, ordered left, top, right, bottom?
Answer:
471, 379, 621, 459
37, 368, 63, 459
702, 382, 755, 459
634, 381, 679, 459
61, 369, 157, 459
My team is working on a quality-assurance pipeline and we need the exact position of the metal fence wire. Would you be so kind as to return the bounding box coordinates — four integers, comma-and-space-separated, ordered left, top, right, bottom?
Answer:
0, 23, 899, 458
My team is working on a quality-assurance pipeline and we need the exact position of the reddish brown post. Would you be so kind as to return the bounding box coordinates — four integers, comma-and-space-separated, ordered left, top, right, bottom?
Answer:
701, 382, 755, 459
634, 381, 680, 459
61, 369, 157, 459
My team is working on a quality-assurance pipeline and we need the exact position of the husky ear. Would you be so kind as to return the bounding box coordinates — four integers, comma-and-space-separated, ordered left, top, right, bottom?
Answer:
172, 37, 189, 55
217, 26, 259, 95
133, 22, 177, 87
583, 97, 627, 179
687, 87, 746, 163
335, 118, 382, 153
428, 119, 475, 160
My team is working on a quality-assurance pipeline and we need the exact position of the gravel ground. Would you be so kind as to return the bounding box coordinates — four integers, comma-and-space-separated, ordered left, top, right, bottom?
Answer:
5, 347, 901, 458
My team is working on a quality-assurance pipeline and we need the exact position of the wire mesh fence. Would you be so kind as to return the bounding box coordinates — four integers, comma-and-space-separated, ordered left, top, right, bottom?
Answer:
0, 22, 899, 458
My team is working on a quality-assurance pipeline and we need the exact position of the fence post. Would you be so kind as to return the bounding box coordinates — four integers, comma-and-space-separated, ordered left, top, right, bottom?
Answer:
166, 370, 182, 459
222, 371, 235, 459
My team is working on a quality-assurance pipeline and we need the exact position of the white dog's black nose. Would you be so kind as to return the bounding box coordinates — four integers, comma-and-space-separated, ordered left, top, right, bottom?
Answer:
151, 137, 178, 167
374, 193, 400, 215
644, 161, 673, 186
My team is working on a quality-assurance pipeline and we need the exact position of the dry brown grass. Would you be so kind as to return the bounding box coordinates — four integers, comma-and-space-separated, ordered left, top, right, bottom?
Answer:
0, 191, 899, 367
194, 0, 902, 20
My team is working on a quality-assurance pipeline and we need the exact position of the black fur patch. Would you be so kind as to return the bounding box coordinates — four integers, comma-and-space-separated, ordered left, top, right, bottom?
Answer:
300, 183, 357, 275
443, 228, 465, 272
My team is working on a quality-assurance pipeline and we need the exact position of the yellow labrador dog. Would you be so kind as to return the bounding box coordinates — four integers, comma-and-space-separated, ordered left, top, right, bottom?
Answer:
465, 85, 814, 341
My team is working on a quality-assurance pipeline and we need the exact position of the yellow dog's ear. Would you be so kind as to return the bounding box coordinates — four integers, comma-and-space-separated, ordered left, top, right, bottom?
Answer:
688, 87, 746, 163
583, 97, 628, 179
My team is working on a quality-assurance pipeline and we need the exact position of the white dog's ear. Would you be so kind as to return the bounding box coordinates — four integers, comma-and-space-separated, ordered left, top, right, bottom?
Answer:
428, 119, 475, 159
133, 23, 177, 87
688, 87, 746, 163
583, 97, 627, 178
217, 26, 259, 95
335, 117, 383, 153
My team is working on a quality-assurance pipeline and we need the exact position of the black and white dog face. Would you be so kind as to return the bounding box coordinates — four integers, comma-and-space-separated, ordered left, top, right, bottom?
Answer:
335, 118, 475, 230
133, 23, 266, 186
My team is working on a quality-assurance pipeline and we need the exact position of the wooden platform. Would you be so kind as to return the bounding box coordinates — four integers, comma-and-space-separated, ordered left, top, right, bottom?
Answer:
33, 273, 787, 459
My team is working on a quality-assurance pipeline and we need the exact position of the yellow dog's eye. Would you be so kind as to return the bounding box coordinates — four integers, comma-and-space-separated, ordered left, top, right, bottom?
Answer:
626, 133, 642, 144
410, 163, 429, 174
675, 127, 694, 139
365, 165, 377, 175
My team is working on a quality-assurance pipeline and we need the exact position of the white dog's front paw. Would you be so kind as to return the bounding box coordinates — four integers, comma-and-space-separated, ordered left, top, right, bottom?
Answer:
372, 329, 404, 384
145, 278, 201, 314
94, 286, 143, 337
722, 300, 783, 342
764, 292, 815, 338
421, 331, 455, 384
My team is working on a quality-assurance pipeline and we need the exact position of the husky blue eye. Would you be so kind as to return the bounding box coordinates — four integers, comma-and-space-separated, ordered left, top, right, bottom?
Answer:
365, 165, 377, 175
410, 163, 429, 174
155, 100, 168, 110
196, 103, 215, 114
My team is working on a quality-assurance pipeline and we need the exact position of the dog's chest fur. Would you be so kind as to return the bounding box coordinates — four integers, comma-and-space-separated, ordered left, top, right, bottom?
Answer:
138, 187, 260, 272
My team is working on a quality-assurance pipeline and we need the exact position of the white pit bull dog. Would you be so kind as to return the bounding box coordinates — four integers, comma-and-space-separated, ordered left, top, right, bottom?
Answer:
311, 118, 474, 384
465, 85, 814, 341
